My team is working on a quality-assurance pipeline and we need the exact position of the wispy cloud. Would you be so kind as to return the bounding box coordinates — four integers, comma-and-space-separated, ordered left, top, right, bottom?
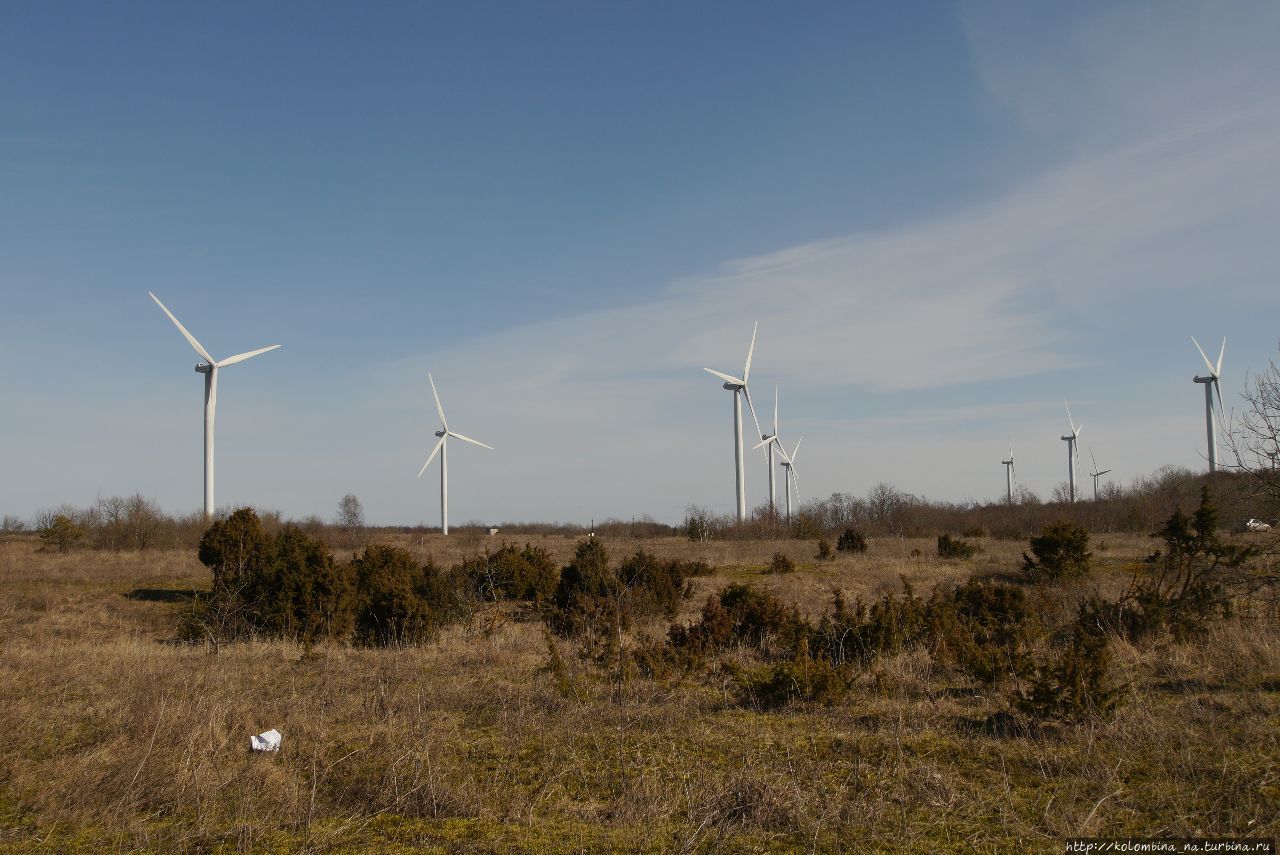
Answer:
347, 1, 1280, 523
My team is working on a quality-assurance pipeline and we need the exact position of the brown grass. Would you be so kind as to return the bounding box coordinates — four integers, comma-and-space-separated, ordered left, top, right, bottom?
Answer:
0, 535, 1276, 853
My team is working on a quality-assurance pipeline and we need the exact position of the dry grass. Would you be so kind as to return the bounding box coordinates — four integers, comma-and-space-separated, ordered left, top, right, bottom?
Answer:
0, 535, 1276, 853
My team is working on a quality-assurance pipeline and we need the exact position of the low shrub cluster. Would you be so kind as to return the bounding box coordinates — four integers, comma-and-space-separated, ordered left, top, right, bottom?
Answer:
765, 552, 796, 574
457, 543, 559, 603
548, 541, 701, 638
1117, 486, 1257, 641
1022, 521, 1092, 583
181, 509, 461, 647
661, 577, 1047, 709
835, 528, 867, 553
937, 533, 977, 559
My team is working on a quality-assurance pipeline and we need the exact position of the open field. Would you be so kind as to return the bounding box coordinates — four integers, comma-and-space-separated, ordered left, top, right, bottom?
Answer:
0, 534, 1277, 853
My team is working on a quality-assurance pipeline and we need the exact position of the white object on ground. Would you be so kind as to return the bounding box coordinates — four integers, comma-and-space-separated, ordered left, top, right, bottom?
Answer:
251, 729, 282, 752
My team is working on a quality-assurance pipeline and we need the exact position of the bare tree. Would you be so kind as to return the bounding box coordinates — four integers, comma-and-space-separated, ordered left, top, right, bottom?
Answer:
336, 494, 365, 532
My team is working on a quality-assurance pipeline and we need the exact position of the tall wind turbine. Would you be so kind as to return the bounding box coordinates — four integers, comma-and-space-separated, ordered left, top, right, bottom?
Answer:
148, 292, 281, 518
1088, 448, 1112, 501
1191, 337, 1226, 472
416, 374, 492, 535
1001, 445, 1015, 504
704, 323, 762, 522
1061, 402, 1083, 503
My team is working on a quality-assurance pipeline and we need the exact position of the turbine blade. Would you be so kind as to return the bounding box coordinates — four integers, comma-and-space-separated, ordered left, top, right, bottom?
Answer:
1090, 448, 1098, 471
428, 373, 447, 429
742, 385, 763, 444
1099, 469, 1112, 477
743, 321, 757, 382
790, 437, 802, 463
149, 292, 214, 364
775, 443, 792, 464
1075, 424, 1084, 439
1065, 401, 1076, 434
752, 436, 772, 451
217, 344, 281, 368
416, 435, 446, 477
1192, 336, 1216, 376
448, 431, 493, 450
772, 386, 779, 436
703, 368, 744, 386
1215, 337, 1226, 376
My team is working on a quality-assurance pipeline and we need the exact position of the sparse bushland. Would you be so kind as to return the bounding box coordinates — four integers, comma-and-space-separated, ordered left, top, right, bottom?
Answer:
1, 514, 1277, 851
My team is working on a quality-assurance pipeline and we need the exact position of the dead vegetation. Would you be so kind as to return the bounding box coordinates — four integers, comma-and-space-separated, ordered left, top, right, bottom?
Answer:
0, 526, 1276, 853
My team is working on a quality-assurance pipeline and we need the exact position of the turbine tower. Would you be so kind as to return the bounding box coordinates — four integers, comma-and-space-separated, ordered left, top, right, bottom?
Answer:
1061, 402, 1083, 503
417, 374, 493, 535
703, 323, 762, 522
1088, 448, 1112, 501
148, 292, 281, 518
1001, 445, 1015, 504
1191, 337, 1226, 472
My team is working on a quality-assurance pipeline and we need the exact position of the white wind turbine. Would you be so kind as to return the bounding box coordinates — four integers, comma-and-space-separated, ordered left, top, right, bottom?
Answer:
1001, 445, 1015, 504
148, 292, 281, 519
1061, 402, 1083, 503
416, 374, 492, 535
1191, 336, 1226, 472
703, 323, 762, 522
1088, 448, 1112, 502
777, 438, 802, 523
758, 388, 781, 515
753, 388, 790, 517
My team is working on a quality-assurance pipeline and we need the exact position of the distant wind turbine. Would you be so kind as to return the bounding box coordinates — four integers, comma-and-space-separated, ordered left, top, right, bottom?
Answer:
148, 292, 281, 518
1191, 336, 1226, 472
1088, 448, 1112, 501
758, 388, 781, 515
704, 323, 762, 522
777, 438, 802, 523
416, 374, 492, 535
1061, 402, 1083, 503
754, 388, 790, 517
1001, 445, 1015, 504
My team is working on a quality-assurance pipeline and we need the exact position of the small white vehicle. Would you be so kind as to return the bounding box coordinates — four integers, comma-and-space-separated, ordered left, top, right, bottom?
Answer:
1241, 518, 1272, 532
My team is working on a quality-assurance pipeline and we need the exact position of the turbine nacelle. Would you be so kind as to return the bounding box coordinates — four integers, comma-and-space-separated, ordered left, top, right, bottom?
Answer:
195, 363, 212, 374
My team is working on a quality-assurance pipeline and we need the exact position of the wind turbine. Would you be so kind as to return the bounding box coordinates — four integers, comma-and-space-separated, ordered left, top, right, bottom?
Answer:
1001, 445, 1015, 504
1088, 448, 1111, 501
1191, 337, 1226, 472
1061, 402, 1083, 503
777, 438, 802, 523
148, 292, 281, 519
754, 388, 792, 517
704, 323, 762, 522
416, 374, 492, 535
758, 388, 780, 515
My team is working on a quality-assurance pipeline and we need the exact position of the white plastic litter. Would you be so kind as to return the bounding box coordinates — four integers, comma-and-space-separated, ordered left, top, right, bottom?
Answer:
250, 729, 282, 752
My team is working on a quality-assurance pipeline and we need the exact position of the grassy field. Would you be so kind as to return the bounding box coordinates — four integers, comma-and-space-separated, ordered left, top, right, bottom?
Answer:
0, 533, 1276, 853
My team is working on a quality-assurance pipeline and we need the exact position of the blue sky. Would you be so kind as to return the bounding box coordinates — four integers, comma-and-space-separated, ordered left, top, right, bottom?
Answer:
2, 1, 1279, 525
